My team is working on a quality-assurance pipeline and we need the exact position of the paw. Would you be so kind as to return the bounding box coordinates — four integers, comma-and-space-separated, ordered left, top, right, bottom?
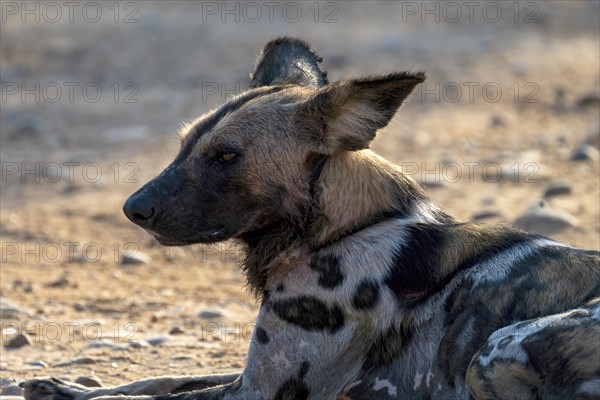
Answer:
19, 378, 89, 400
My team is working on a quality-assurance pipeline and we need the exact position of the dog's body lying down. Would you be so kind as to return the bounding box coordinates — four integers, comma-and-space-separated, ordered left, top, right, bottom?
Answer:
22, 38, 600, 400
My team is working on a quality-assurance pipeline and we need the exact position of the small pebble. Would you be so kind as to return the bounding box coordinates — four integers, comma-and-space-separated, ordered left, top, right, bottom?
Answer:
571, 144, 599, 162
197, 309, 224, 320
5, 333, 32, 349
129, 340, 150, 349
75, 376, 102, 388
26, 361, 48, 368
0, 299, 33, 319
54, 357, 96, 367
87, 341, 130, 351
489, 115, 505, 128
543, 182, 572, 198
45, 276, 69, 288
170, 355, 195, 361
169, 327, 185, 335
575, 94, 600, 110
514, 202, 578, 236
120, 252, 151, 265
147, 336, 170, 346
210, 351, 226, 359
471, 211, 503, 221
61, 184, 80, 196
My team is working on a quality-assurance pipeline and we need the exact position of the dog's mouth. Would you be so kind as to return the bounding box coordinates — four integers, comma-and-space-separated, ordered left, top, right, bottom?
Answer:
150, 227, 231, 246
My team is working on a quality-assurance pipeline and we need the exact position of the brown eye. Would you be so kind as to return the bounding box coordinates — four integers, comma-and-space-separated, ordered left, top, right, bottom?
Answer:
219, 152, 237, 163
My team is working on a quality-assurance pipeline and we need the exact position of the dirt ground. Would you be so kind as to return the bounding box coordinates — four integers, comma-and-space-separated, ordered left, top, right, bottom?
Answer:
1, 0, 599, 394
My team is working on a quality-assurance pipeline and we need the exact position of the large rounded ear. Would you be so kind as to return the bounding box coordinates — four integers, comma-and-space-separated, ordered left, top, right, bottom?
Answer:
249, 37, 328, 88
297, 72, 425, 155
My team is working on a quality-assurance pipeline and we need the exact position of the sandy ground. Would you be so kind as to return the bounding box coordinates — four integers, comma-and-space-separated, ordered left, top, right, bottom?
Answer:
1, 0, 599, 394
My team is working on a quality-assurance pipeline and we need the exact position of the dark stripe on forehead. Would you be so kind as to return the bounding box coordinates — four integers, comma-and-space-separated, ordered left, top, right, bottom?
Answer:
175, 86, 286, 162
192, 86, 285, 139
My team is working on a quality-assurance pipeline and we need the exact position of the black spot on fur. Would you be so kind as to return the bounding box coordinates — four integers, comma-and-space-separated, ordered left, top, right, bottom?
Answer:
383, 224, 450, 304
363, 322, 413, 370
385, 224, 537, 307
274, 361, 311, 400
276, 283, 285, 292
271, 296, 345, 333
255, 326, 269, 345
309, 253, 344, 289
352, 280, 380, 310
343, 385, 379, 400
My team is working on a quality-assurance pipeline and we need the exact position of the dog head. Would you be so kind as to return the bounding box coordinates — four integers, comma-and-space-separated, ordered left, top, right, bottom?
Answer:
123, 37, 424, 245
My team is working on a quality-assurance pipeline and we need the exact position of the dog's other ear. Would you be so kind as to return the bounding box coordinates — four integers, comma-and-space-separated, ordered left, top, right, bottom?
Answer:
298, 72, 425, 155
249, 37, 328, 88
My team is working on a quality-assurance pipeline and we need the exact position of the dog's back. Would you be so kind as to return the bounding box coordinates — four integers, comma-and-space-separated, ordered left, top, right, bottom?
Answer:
262, 149, 600, 398
320, 212, 600, 398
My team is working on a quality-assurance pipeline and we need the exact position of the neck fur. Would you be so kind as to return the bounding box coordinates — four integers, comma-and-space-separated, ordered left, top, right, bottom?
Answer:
309, 149, 441, 246
239, 149, 448, 298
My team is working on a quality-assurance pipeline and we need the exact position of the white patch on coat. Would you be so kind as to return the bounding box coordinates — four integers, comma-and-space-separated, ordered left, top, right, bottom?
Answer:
413, 372, 423, 390
373, 377, 398, 396
426, 367, 434, 388
342, 380, 363, 393
492, 309, 578, 342
535, 238, 570, 248
577, 378, 600, 396
269, 350, 291, 369
590, 303, 600, 321
478, 337, 528, 368
331, 217, 417, 331
477, 308, 583, 368
469, 238, 568, 287
410, 200, 444, 224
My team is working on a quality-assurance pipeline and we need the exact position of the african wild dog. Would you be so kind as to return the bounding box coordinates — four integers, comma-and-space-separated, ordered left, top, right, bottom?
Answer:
22, 37, 600, 400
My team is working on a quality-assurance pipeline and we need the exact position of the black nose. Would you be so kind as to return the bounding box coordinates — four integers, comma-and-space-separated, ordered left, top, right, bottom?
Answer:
123, 193, 156, 227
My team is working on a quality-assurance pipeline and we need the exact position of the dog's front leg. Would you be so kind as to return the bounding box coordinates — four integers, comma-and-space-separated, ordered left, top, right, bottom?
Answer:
148, 302, 368, 399
222, 300, 369, 400
23, 302, 368, 400
20, 374, 241, 400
